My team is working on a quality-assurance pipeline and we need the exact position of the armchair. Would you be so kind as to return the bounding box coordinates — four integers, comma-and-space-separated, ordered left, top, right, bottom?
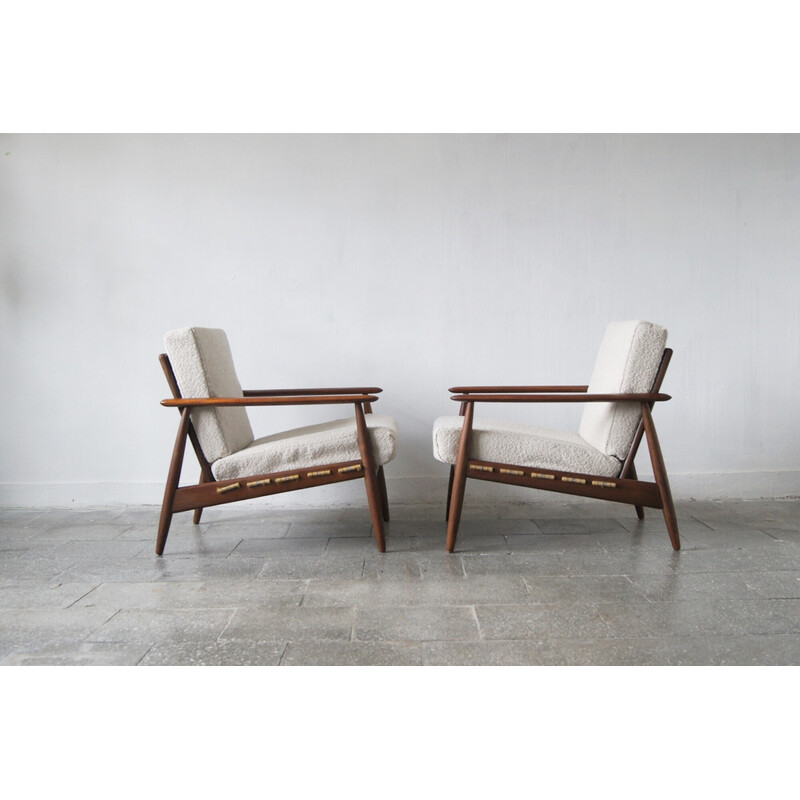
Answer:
157, 327, 397, 554
433, 320, 679, 551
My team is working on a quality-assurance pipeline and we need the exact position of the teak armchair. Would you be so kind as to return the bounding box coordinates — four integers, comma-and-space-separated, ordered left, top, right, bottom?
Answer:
157, 327, 397, 555
433, 320, 680, 551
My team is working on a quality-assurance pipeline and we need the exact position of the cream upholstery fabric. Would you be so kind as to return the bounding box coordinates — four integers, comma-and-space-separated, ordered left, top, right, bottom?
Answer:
432, 417, 622, 477
213, 415, 398, 480
578, 320, 667, 459
165, 327, 255, 463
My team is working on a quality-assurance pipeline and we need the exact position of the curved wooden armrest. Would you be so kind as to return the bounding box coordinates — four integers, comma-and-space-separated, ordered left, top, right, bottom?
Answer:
450, 392, 671, 403
449, 385, 588, 394
163, 394, 379, 407
243, 387, 382, 397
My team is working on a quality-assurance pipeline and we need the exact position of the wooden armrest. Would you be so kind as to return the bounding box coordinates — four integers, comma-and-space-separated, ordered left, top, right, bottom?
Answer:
449, 385, 588, 394
450, 392, 671, 403
163, 394, 379, 407
243, 387, 382, 397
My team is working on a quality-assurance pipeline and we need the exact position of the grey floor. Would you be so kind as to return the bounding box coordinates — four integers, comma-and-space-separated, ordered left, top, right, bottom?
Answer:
1, 497, 799, 665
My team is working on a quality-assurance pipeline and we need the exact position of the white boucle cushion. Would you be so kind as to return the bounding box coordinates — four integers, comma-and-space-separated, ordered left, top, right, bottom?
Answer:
578, 320, 667, 460
432, 416, 622, 477
164, 327, 254, 463
212, 414, 398, 480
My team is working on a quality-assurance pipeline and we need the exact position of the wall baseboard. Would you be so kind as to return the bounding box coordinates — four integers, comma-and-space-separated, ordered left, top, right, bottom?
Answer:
1, 471, 798, 509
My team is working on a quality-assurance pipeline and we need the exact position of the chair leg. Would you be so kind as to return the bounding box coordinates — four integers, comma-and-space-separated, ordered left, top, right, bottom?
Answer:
355, 403, 386, 552
446, 402, 474, 553
641, 404, 680, 550
156, 408, 190, 556
628, 463, 646, 520
445, 465, 455, 522
377, 465, 390, 522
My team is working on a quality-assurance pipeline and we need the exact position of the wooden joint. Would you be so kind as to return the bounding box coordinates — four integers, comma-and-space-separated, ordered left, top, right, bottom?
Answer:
531, 472, 555, 480
338, 464, 363, 474
275, 474, 300, 484
216, 482, 241, 494
591, 480, 617, 488
246, 478, 271, 488
307, 469, 332, 478
561, 476, 586, 485
469, 464, 494, 473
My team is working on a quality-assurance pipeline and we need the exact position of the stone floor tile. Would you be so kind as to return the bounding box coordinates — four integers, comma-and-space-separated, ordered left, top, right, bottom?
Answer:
139, 639, 286, 666
285, 521, 372, 539
281, 640, 423, 666
475, 603, 612, 640
742, 570, 800, 599
0, 641, 153, 666
74, 579, 306, 610
221, 606, 353, 641
257, 555, 365, 580
520, 575, 650, 604
325, 535, 417, 556
231, 537, 328, 557
86, 608, 235, 643
354, 605, 480, 642
0, 581, 98, 609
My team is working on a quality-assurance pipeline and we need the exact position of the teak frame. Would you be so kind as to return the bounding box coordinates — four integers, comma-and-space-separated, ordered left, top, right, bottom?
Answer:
444, 349, 680, 552
157, 354, 390, 555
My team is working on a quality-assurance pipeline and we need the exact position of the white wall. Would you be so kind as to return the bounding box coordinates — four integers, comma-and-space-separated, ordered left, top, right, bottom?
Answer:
1, 133, 799, 507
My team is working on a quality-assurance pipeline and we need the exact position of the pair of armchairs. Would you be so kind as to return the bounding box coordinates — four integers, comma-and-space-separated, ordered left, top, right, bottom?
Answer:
157, 321, 679, 555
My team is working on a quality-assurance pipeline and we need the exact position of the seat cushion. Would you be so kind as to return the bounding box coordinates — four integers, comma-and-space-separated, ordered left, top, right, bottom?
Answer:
164, 327, 254, 462
212, 414, 398, 480
578, 320, 667, 459
432, 416, 622, 477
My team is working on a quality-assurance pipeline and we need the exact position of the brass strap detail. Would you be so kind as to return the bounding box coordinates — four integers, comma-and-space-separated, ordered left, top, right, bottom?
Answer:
246, 478, 272, 488
499, 468, 524, 476
591, 480, 617, 488
275, 474, 300, 484
216, 482, 241, 494
307, 469, 332, 478
531, 472, 555, 480
469, 464, 494, 472
338, 464, 363, 473
562, 476, 586, 485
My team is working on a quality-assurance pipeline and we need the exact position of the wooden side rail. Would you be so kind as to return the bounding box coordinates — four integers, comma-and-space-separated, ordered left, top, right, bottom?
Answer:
450, 385, 588, 394
463, 458, 663, 509
162, 394, 378, 407
450, 392, 671, 403
244, 387, 382, 396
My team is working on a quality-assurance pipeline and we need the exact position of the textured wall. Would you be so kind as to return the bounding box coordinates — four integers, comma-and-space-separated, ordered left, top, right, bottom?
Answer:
2, 133, 799, 505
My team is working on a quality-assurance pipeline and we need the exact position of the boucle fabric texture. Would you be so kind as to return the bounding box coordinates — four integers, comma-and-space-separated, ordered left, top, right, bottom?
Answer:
578, 320, 667, 459
432, 416, 622, 477
212, 414, 398, 480
164, 327, 255, 463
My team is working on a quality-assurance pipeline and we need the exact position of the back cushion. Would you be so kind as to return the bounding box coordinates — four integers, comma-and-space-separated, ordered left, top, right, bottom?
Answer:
578, 320, 667, 459
164, 327, 254, 463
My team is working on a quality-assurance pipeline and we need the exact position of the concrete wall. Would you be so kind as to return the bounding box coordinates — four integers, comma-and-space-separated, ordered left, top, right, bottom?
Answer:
2, 133, 798, 507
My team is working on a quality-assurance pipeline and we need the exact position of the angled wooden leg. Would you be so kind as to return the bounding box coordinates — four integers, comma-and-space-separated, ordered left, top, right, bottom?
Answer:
445, 466, 455, 522
446, 402, 474, 553
156, 407, 191, 556
628, 462, 646, 520
376, 466, 390, 522
641, 403, 680, 551
446, 401, 467, 522
355, 403, 386, 552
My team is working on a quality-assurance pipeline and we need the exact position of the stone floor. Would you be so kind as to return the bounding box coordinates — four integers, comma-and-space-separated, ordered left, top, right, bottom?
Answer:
1, 498, 799, 665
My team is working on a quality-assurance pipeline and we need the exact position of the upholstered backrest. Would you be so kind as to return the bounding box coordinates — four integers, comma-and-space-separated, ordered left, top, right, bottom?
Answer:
164, 327, 254, 463
578, 320, 668, 460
